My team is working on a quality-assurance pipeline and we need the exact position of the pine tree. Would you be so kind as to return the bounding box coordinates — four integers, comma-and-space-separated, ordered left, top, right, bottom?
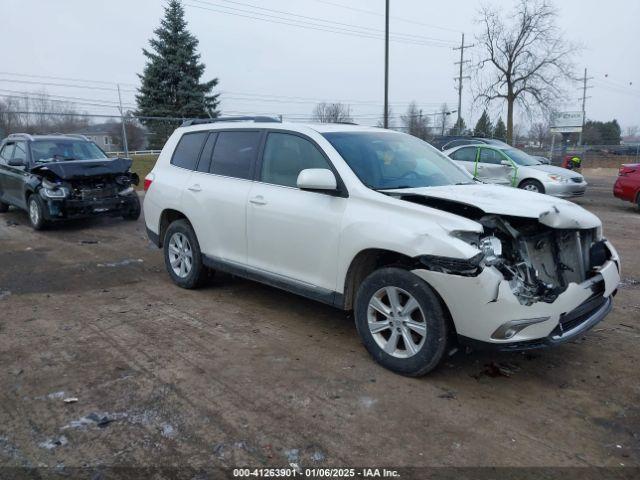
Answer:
473, 110, 492, 137
136, 0, 219, 146
493, 117, 507, 140
449, 117, 467, 135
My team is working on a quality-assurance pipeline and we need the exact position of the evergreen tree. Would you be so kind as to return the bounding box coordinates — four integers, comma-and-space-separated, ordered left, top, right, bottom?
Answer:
493, 117, 507, 139
136, 0, 219, 147
449, 117, 466, 135
473, 110, 493, 137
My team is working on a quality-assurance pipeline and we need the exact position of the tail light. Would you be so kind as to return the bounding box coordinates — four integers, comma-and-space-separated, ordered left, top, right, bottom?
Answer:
618, 165, 637, 176
144, 173, 154, 192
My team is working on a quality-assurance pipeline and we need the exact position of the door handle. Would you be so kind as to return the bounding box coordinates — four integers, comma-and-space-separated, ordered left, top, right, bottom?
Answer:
249, 195, 267, 206
188, 184, 202, 192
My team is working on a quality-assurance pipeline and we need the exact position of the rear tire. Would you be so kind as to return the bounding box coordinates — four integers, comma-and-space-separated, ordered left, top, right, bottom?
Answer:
163, 219, 208, 289
122, 194, 141, 221
519, 179, 545, 194
354, 267, 449, 376
0, 201, 8, 213
27, 195, 47, 230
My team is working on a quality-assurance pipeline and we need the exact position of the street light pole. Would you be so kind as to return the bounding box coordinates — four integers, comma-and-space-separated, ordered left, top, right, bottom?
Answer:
383, 0, 389, 129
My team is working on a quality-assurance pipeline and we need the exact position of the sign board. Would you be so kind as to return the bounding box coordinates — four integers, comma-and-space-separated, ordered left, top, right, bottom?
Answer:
550, 111, 584, 133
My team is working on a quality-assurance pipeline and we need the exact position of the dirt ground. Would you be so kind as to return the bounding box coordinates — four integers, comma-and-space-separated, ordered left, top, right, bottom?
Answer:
0, 169, 638, 474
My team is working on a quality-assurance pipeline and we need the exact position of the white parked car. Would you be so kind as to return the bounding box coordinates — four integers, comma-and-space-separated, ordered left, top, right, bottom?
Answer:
444, 144, 587, 197
143, 118, 620, 376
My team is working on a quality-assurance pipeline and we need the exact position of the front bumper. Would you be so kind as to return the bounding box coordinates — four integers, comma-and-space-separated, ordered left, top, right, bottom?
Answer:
544, 180, 588, 198
412, 241, 620, 347
41, 193, 139, 220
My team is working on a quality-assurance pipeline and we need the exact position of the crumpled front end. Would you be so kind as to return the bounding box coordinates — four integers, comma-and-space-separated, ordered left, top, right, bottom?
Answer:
411, 210, 620, 348
38, 172, 140, 220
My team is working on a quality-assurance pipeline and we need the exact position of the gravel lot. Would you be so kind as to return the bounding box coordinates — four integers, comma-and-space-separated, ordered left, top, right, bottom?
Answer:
0, 169, 638, 473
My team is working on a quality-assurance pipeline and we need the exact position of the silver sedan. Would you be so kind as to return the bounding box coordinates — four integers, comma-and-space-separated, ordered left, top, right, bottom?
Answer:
444, 144, 587, 198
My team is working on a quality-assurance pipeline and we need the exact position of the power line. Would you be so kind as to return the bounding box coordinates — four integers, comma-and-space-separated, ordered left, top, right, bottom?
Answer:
183, 2, 454, 47
0, 93, 137, 111
308, 0, 462, 34
194, 0, 457, 45
0, 78, 138, 93
0, 71, 138, 88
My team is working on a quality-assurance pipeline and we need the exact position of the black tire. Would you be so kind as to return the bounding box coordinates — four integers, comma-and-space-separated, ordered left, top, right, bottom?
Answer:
163, 219, 208, 289
122, 194, 141, 221
519, 179, 545, 194
27, 194, 47, 230
0, 201, 9, 213
354, 267, 449, 377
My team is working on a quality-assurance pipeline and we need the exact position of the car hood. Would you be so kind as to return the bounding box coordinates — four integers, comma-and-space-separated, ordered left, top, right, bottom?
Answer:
31, 157, 133, 180
384, 184, 600, 229
526, 164, 583, 179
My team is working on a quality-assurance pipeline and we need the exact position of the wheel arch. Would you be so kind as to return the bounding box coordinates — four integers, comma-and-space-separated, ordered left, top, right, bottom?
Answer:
158, 209, 193, 247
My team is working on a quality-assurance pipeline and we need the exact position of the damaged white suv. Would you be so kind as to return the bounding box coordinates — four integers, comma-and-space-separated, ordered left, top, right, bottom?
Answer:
144, 118, 620, 376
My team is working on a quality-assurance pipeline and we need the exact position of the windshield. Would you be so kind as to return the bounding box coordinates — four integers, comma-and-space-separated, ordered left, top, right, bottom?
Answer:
502, 148, 541, 166
30, 140, 107, 163
323, 131, 474, 190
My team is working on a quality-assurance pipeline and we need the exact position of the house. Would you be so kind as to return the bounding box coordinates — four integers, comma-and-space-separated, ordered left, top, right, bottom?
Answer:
75, 123, 119, 152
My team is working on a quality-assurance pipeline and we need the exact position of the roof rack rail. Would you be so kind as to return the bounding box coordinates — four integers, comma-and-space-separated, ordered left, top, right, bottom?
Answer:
7, 133, 34, 141
181, 116, 282, 127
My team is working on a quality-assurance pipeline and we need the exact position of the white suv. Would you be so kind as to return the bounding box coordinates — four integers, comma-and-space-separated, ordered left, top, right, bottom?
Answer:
143, 118, 620, 376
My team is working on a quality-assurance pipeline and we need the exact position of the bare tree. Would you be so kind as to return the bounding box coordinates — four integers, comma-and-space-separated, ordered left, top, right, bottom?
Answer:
473, 0, 576, 143
401, 102, 431, 140
529, 121, 550, 147
436, 103, 453, 136
311, 102, 353, 123
107, 115, 148, 150
0, 92, 89, 136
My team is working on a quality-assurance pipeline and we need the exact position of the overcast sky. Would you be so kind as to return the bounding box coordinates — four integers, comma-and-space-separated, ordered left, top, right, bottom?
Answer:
1, 0, 638, 132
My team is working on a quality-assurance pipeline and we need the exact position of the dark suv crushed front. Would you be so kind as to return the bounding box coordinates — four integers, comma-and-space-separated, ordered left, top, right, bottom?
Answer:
0, 133, 140, 229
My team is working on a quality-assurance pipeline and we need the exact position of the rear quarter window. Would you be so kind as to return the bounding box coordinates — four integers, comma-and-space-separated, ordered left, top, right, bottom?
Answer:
171, 132, 208, 170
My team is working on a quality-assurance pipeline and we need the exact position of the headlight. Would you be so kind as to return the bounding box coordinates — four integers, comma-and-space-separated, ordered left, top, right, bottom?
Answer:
547, 174, 568, 183
40, 179, 68, 198
479, 235, 502, 265
118, 186, 135, 196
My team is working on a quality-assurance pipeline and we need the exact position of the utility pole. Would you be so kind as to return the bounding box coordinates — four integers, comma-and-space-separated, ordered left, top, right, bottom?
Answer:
383, 0, 390, 129
577, 67, 593, 146
117, 84, 129, 157
453, 33, 473, 135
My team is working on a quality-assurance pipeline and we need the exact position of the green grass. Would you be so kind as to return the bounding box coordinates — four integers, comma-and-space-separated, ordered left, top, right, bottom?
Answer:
130, 154, 159, 189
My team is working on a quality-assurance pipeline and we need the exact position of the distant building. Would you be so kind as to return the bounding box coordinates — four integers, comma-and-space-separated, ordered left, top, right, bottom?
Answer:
75, 123, 118, 152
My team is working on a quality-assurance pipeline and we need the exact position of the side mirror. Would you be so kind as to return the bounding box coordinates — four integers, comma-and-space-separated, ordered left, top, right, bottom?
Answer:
7, 158, 26, 167
500, 159, 512, 167
297, 168, 337, 191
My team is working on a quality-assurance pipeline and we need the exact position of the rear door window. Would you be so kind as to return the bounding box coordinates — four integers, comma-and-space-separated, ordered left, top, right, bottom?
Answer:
210, 131, 261, 180
450, 146, 477, 162
171, 132, 208, 170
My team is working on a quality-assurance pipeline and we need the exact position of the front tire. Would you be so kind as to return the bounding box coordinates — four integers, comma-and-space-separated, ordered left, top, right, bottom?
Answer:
163, 219, 207, 289
28, 195, 47, 230
122, 194, 141, 221
0, 201, 9, 213
354, 267, 449, 376
519, 179, 545, 194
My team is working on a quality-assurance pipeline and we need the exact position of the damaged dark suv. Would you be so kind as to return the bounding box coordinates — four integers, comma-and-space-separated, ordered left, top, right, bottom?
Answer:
0, 133, 140, 229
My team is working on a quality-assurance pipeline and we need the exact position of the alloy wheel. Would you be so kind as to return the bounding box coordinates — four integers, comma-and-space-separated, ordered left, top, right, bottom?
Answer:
29, 199, 40, 226
367, 286, 427, 358
168, 232, 193, 278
